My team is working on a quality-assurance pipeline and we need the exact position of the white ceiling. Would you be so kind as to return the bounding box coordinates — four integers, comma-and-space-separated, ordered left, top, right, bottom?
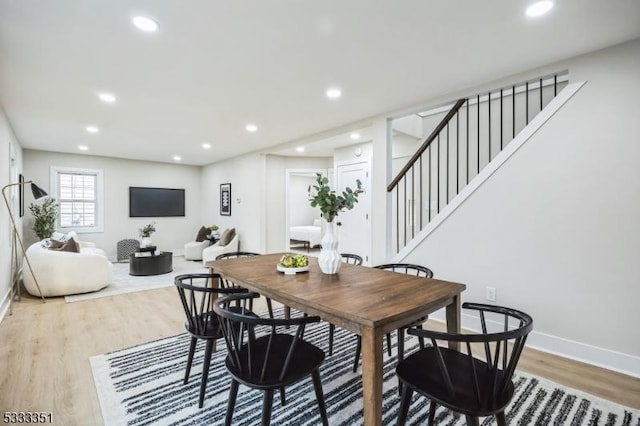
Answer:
1, 1, 639, 165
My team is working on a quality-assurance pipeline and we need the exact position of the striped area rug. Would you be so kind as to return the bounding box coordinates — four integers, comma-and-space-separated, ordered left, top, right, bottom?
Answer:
91, 318, 640, 425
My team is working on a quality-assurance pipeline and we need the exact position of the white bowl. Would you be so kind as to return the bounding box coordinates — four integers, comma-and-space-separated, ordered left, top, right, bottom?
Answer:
276, 264, 310, 275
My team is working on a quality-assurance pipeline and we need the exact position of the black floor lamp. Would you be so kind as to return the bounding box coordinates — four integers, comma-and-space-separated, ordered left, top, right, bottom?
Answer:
2, 180, 48, 314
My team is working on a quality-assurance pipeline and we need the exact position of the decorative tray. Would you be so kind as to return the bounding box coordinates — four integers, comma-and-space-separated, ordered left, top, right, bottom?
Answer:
276, 264, 310, 275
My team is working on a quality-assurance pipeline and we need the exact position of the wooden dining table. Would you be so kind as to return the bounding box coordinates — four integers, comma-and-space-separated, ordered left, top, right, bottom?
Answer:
208, 253, 466, 426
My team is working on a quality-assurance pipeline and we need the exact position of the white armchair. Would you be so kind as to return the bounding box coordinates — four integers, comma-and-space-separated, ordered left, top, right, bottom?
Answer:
184, 226, 216, 261
184, 240, 210, 261
202, 234, 239, 266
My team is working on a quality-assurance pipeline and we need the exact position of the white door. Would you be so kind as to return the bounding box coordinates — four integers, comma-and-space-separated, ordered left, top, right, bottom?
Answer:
335, 160, 371, 265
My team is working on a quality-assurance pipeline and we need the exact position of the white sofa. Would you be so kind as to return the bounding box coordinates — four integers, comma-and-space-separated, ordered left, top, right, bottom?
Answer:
23, 240, 113, 297
201, 234, 239, 266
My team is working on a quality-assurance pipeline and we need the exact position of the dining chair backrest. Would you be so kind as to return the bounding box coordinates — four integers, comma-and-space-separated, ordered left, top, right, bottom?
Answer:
175, 273, 256, 408
374, 263, 433, 278
174, 273, 248, 339
215, 293, 329, 425
215, 251, 260, 287
404, 302, 533, 413
216, 251, 261, 260
341, 253, 363, 265
214, 251, 275, 318
214, 293, 323, 385
364, 263, 434, 369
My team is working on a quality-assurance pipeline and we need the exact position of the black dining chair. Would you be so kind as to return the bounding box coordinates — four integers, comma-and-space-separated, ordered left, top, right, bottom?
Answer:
324, 253, 364, 356
174, 273, 253, 408
396, 302, 533, 426
215, 251, 274, 318
352, 263, 434, 372
214, 292, 329, 426
340, 253, 364, 265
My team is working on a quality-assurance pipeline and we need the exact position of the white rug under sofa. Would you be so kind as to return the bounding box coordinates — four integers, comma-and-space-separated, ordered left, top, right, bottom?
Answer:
65, 255, 205, 303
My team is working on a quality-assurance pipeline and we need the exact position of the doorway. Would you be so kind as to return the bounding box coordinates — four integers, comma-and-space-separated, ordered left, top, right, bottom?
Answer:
285, 168, 327, 254
335, 159, 372, 265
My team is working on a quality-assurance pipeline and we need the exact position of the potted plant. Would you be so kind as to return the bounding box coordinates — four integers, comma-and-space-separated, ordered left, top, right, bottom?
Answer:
308, 173, 363, 274
29, 198, 59, 240
208, 224, 220, 237
139, 221, 156, 247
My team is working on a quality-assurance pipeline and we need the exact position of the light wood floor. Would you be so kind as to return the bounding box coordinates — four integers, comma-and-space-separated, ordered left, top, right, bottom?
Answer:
1, 288, 638, 426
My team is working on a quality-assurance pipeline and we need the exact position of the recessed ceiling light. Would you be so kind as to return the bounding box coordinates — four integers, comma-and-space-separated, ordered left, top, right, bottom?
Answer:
245, 124, 258, 133
202, 142, 212, 149
78, 145, 89, 151
85, 125, 99, 133
173, 155, 181, 161
98, 92, 116, 103
525, 0, 555, 17
295, 146, 305, 153
350, 132, 361, 140
132, 16, 159, 32
326, 88, 342, 99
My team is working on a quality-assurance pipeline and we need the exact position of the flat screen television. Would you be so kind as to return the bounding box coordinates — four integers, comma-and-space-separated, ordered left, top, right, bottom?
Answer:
129, 187, 185, 217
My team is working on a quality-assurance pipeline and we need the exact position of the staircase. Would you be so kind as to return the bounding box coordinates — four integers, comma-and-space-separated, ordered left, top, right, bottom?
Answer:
388, 72, 577, 257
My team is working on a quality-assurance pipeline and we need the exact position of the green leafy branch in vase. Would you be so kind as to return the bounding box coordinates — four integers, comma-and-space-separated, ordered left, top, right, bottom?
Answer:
139, 221, 156, 238
308, 173, 364, 223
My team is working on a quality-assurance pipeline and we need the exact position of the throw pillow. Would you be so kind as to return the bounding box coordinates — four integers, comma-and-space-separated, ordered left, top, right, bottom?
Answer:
48, 239, 64, 250
55, 231, 79, 243
195, 226, 210, 242
217, 228, 230, 246
52, 237, 79, 253
218, 228, 236, 247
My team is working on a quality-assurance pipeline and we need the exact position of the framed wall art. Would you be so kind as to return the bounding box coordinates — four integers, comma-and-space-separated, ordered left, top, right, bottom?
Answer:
220, 183, 231, 216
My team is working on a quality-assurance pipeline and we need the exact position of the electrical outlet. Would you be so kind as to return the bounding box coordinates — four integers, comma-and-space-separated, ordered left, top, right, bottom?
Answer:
486, 286, 496, 302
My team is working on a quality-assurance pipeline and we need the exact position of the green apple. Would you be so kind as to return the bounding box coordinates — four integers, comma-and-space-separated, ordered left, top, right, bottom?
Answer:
294, 254, 309, 267
280, 253, 309, 268
279, 254, 295, 268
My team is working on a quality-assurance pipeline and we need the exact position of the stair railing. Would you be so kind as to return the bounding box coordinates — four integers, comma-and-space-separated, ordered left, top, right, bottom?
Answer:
388, 72, 567, 254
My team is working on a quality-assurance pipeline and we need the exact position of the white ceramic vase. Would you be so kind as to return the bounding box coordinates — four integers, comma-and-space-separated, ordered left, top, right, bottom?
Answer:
140, 236, 153, 248
318, 220, 341, 274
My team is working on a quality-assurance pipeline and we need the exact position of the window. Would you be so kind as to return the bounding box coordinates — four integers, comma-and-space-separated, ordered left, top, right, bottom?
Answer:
50, 166, 104, 233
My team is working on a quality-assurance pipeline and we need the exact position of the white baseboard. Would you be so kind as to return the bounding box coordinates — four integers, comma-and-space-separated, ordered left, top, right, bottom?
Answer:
428, 309, 640, 379
525, 330, 640, 379
0, 289, 10, 324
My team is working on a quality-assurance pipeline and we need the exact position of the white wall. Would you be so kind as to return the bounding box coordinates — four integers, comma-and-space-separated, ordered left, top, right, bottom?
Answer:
23, 150, 202, 259
264, 155, 331, 253
201, 152, 267, 253
400, 39, 640, 374
334, 141, 373, 163
0, 107, 23, 319
201, 153, 329, 255
289, 174, 318, 226
265, 155, 287, 254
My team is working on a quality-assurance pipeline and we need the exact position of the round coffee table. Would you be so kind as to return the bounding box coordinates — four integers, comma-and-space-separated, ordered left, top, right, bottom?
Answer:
129, 251, 173, 276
